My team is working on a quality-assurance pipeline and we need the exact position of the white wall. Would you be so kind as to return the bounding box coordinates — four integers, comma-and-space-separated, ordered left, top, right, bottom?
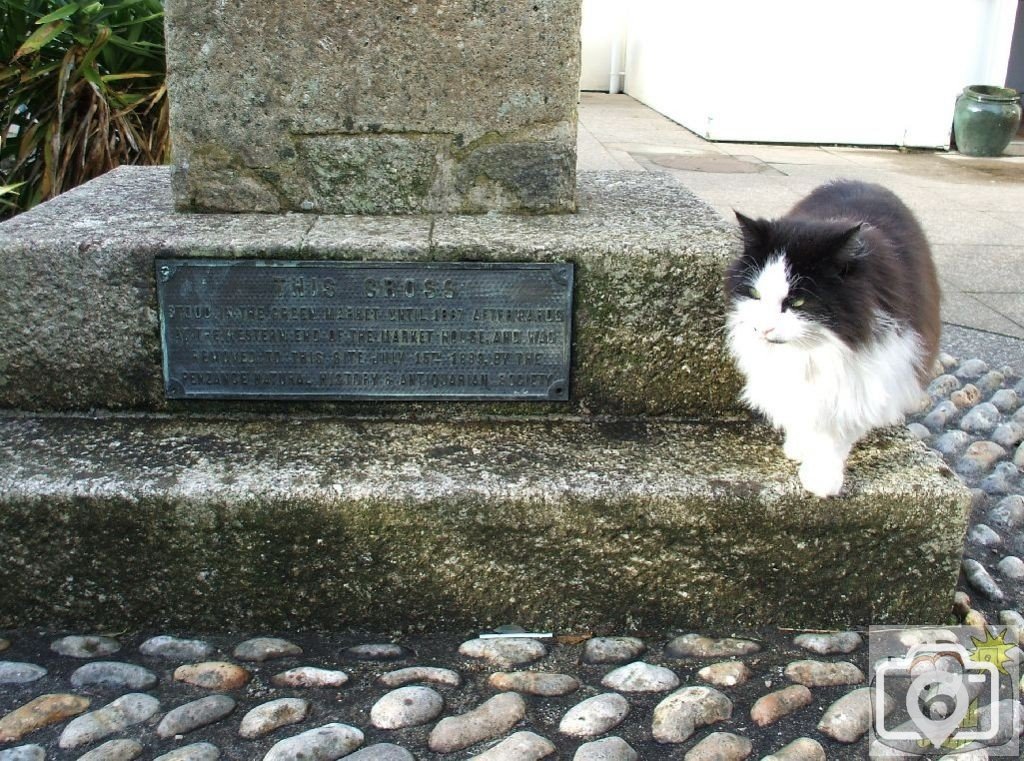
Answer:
620, 1, 1018, 147
580, 0, 625, 91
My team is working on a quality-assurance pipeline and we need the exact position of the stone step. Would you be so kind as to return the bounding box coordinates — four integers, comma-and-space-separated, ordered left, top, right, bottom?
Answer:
0, 414, 967, 631
0, 166, 741, 416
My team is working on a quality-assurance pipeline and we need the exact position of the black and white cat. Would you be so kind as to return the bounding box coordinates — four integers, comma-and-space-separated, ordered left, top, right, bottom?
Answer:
725, 180, 941, 497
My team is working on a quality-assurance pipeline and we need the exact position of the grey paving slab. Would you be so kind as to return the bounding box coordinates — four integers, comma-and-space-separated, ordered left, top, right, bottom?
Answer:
940, 285, 1024, 340
931, 244, 1024, 295
579, 92, 1024, 342
975, 293, 1024, 332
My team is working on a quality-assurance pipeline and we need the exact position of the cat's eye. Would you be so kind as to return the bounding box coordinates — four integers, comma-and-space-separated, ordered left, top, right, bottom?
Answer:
746, 286, 761, 299
790, 296, 805, 308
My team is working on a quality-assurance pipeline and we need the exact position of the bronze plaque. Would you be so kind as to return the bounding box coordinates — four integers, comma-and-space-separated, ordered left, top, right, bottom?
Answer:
156, 259, 573, 401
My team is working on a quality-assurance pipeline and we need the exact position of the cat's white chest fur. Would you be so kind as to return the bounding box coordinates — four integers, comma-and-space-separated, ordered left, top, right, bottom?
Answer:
729, 323, 923, 438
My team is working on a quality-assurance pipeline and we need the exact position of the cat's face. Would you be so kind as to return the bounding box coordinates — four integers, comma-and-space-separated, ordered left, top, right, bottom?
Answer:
725, 212, 865, 349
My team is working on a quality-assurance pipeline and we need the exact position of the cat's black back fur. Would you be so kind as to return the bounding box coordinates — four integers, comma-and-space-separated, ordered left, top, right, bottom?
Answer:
728, 180, 940, 379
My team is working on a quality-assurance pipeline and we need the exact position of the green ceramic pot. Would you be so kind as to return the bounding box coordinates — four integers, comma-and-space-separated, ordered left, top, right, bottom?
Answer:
953, 85, 1022, 157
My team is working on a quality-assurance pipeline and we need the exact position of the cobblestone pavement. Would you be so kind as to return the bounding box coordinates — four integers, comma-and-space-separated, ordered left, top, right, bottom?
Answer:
2, 354, 1023, 761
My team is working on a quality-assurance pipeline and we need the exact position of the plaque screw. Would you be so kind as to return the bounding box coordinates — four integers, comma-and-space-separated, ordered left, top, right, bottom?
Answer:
548, 379, 569, 399
159, 265, 172, 282
552, 266, 571, 285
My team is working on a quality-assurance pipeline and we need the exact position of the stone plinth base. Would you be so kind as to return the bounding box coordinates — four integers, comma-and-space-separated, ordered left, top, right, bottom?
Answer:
0, 415, 968, 631
0, 166, 743, 416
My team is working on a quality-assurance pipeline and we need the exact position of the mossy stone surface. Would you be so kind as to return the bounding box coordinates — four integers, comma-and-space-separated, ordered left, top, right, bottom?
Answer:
0, 167, 743, 416
0, 415, 969, 632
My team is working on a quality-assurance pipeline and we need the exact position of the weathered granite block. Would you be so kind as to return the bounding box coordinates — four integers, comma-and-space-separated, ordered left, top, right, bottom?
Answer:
0, 167, 743, 416
0, 416, 970, 631
164, 0, 581, 214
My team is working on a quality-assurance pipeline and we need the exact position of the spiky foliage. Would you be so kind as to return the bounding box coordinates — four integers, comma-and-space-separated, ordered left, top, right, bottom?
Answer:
1, 1, 168, 219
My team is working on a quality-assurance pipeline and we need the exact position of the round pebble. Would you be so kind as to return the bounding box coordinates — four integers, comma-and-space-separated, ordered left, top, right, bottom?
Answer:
932, 430, 973, 457
953, 385, 984, 410
992, 421, 1024, 448
664, 634, 760, 659
923, 400, 959, 431
157, 695, 236, 738
0, 639, 9, 653
370, 686, 444, 729
953, 591, 972, 616
582, 637, 646, 665
818, 687, 892, 743
784, 660, 864, 687
792, 631, 861, 654
600, 661, 679, 693
683, 731, 752, 761
233, 637, 302, 662
345, 745, 414, 761
999, 609, 1024, 629
976, 369, 1006, 395
0, 746, 45, 761
959, 441, 1007, 475
51, 636, 120, 659
468, 731, 556, 760
70, 662, 157, 691
997, 555, 1024, 580
697, 661, 751, 687
264, 724, 364, 761
761, 737, 826, 761
572, 737, 637, 761
955, 358, 988, 380
963, 558, 1005, 601
379, 666, 460, 689
76, 739, 144, 761
343, 643, 410, 661
939, 352, 958, 371
59, 693, 160, 748
558, 693, 630, 738
272, 666, 350, 689
989, 494, 1024, 529
967, 523, 1002, 547
0, 663, 46, 685
928, 374, 961, 398
488, 671, 580, 696
965, 608, 988, 627
153, 743, 221, 761
1015, 404, 1024, 423
1016, 442, 1024, 467
458, 637, 546, 667
651, 686, 732, 744
0, 694, 91, 743
140, 636, 214, 661
429, 693, 526, 753
960, 402, 1001, 434
983, 461, 1020, 493
906, 422, 930, 441
239, 697, 311, 739
750, 684, 812, 727
174, 662, 251, 691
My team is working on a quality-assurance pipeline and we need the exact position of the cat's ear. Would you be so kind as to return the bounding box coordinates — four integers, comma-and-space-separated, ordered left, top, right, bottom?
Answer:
832, 223, 866, 275
734, 211, 769, 248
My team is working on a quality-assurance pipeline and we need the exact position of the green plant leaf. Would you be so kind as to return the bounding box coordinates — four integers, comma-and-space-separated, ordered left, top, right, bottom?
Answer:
36, 4, 80, 25
13, 20, 70, 59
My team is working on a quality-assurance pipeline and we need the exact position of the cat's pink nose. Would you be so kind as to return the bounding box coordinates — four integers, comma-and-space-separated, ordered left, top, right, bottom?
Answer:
761, 326, 777, 339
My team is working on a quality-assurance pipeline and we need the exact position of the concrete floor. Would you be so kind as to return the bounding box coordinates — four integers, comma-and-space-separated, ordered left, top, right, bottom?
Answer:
577, 93, 1024, 369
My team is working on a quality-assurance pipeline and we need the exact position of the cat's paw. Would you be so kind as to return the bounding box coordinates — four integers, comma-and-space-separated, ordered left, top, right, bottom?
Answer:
783, 436, 808, 462
798, 460, 845, 498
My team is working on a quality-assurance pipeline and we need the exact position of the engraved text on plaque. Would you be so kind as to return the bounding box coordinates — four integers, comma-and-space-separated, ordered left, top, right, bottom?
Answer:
156, 260, 574, 400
